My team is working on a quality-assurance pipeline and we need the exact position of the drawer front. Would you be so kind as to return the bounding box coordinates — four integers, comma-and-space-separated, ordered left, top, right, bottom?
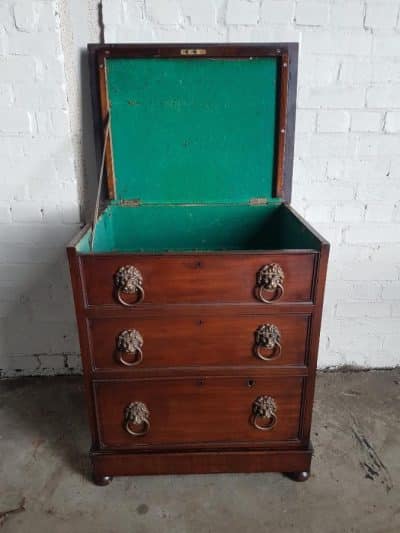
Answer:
81, 253, 316, 307
89, 315, 309, 370
94, 377, 303, 449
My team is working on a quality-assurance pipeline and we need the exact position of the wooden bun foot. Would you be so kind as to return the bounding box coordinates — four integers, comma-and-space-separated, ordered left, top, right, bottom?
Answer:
286, 471, 310, 482
93, 473, 113, 486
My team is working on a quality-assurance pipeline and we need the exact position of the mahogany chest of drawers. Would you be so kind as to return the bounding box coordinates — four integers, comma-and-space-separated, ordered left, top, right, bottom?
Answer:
67, 43, 329, 485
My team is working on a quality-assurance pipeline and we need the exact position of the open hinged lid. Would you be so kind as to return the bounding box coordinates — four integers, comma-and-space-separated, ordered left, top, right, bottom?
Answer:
89, 43, 298, 207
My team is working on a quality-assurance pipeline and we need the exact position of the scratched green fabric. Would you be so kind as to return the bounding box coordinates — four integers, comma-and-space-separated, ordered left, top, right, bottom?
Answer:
107, 57, 279, 204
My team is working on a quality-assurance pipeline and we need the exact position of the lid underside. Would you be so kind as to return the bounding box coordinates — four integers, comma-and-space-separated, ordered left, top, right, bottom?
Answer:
106, 57, 280, 205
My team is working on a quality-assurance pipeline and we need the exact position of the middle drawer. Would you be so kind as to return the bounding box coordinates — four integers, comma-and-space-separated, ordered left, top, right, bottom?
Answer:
87, 314, 310, 370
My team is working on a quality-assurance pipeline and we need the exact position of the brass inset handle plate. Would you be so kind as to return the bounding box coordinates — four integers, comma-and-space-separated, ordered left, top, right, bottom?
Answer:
251, 395, 277, 431
254, 324, 282, 361
180, 48, 207, 56
124, 401, 150, 437
255, 263, 285, 303
116, 329, 144, 367
114, 265, 144, 306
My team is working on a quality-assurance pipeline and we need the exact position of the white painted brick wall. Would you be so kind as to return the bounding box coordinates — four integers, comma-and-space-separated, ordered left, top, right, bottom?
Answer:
385, 111, 400, 132
226, 1, 260, 25
317, 110, 350, 133
0, 1, 81, 377
365, 2, 399, 30
1, 0, 399, 374
351, 111, 382, 133
295, 1, 329, 27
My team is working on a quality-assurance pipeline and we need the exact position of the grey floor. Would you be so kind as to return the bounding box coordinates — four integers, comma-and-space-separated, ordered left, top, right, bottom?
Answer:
0, 371, 399, 533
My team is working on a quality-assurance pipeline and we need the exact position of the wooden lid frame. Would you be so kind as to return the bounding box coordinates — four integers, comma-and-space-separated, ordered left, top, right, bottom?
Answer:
88, 43, 298, 204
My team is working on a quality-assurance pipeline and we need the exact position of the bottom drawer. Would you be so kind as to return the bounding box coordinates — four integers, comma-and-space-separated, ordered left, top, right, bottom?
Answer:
94, 377, 304, 449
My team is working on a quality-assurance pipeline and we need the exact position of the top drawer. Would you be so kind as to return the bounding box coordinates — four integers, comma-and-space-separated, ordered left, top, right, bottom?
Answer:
80, 253, 317, 307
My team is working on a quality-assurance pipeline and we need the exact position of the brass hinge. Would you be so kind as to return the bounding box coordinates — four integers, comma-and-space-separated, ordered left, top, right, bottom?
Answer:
249, 198, 268, 206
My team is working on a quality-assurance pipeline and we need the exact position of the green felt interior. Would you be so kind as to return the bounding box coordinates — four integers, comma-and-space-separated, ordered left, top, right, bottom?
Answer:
106, 57, 279, 204
77, 205, 320, 253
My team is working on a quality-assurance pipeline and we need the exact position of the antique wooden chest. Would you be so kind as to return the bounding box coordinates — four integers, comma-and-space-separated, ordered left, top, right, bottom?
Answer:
67, 43, 329, 485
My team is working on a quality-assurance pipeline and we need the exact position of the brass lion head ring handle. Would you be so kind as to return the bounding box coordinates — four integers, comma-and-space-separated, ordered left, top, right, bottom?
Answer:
256, 263, 285, 304
124, 401, 150, 437
114, 265, 144, 306
116, 329, 143, 367
254, 324, 282, 361
251, 395, 277, 431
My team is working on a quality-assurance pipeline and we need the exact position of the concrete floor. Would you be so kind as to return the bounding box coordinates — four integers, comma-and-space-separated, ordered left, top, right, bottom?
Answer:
0, 371, 399, 533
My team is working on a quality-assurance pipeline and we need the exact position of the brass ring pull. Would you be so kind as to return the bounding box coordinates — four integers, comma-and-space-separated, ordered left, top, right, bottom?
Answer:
124, 401, 150, 437
114, 265, 144, 306
255, 263, 285, 304
254, 324, 282, 361
116, 329, 144, 367
258, 282, 284, 304
117, 286, 144, 307
251, 395, 277, 431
